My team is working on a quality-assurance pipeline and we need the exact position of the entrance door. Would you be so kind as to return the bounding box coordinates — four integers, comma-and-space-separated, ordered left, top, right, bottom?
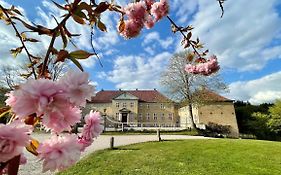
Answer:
121, 113, 127, 123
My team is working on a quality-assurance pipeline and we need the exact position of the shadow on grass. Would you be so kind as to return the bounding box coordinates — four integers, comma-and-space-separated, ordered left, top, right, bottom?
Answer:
160, 139, 186, 142
111, 148, 140, 151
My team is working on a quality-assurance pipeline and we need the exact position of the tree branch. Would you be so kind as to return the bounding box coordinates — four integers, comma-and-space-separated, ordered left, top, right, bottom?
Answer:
0, 5, 37, 79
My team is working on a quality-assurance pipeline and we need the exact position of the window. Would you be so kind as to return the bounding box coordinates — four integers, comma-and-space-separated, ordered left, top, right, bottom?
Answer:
161, 113, 165, 120
146, 113, 150, 120
139, 114, 142, 120
221, 112, 223, 114
160, 103, 164, 109
116, 102, 119, 108
123, 102, 126, 108
130, 113, 134, 121
116, 113, 119, 119
130, 102, 134, 108
153, 113, 157, 120
210, 112, 213, 114
146, 104, 150, 109
168, 113, 173, 120
154, 123, 158, 127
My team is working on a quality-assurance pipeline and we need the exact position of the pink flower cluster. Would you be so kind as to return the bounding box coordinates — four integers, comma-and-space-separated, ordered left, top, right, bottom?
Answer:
120, 0, 169, 38
5, 70, 94, 133
0, 120, 31, 163
37, 111, 102, 172
37, 135, 81, 172
185, 55, 220, 76
78, 110, 102, 151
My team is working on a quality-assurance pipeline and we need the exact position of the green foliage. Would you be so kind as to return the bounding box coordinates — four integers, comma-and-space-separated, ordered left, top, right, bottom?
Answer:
200, 122, 231, 138
267, 100, 281, 134
58, 139, 281, 175
234, 101, 272, 134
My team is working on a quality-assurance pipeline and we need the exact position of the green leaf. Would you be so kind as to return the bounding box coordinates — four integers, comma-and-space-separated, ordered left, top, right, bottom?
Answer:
69, 57, 84, 71
69, 50, 94, 59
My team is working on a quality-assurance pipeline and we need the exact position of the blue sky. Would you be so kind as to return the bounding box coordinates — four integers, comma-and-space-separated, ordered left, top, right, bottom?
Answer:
1, 0, 281, 104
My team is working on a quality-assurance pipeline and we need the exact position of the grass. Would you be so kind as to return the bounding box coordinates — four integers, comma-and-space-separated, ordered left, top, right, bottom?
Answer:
58, 139, 281, 175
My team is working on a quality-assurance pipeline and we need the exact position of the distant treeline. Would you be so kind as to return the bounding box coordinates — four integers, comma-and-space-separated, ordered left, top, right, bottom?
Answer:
235, 100, 281, 141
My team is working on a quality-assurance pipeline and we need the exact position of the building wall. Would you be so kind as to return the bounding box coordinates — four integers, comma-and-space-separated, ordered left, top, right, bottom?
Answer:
85, 101, 179, 127
178, 101, 239, 137
178, 105, 199, 128
197, 102, 239, 137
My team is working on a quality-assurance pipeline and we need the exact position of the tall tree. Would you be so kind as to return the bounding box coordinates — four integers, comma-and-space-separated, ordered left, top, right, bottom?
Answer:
161, 51, 227, 128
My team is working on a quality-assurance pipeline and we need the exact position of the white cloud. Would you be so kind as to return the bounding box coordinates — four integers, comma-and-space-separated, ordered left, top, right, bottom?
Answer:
107, 52, 172, 89
171, 0, 199, 24
142, 31, 174, 54
174, 0, 281, 71
227, 71, 281, 104
0, 0, 121, 69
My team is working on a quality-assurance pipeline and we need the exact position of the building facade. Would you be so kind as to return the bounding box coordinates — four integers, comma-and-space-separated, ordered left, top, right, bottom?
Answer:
178, 89, 239, 137
85, 89, 179, 127
85, 89, 239, 137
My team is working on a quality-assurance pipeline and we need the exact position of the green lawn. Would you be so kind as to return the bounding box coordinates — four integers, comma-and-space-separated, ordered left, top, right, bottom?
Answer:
58, 139, 281, 175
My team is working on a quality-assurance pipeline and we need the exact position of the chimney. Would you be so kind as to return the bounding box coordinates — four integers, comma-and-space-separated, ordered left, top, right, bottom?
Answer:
136, 88, 138, 91
119, 88, 122, 91
154, 88, 157, 91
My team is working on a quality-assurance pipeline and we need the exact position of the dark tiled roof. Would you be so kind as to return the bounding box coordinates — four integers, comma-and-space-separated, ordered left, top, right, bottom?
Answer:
90, 90, 170, 103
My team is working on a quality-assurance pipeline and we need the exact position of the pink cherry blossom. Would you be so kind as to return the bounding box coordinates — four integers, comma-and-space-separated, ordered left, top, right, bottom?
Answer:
144, 15, 155, 29
42, 106, 81, 133
124, 1, 146, 21
81, 111, 102, 140
145, 0, 155, 9
120, 19, 143, 39
5, 91, 17, 107
185, 55, 220, 76
0, 121, 31, 163
151, 0, 169, 22
78, 111, 102, 151
6, 79, 63, 119
59, 70, 94, 107
37, 135, 81, 172
77, 137, 93, 152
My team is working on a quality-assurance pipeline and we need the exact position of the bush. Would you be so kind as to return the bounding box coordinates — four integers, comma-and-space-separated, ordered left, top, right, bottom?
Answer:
201, 122, 231, 138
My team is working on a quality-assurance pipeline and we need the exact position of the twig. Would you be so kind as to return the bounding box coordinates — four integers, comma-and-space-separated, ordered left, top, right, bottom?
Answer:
0, 5, 37, 79
40, 13, 72, 77
90, 26, 103, 67
166, 15, 201, 57
218, 0, 225, 18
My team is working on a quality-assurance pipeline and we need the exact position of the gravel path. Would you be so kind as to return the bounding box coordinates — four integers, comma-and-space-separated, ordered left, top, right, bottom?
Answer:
19, 134, 211, 175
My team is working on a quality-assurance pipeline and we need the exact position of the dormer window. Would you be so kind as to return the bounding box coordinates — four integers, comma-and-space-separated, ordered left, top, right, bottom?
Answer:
116, 102, 119, 108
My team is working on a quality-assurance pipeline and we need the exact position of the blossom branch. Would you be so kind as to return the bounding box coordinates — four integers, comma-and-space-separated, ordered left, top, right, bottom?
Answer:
166, 15, 201, 57
0, 5, 37, 79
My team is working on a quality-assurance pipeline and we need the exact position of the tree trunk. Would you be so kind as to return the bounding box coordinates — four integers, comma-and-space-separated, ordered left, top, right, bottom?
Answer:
188, 102, 196, 129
